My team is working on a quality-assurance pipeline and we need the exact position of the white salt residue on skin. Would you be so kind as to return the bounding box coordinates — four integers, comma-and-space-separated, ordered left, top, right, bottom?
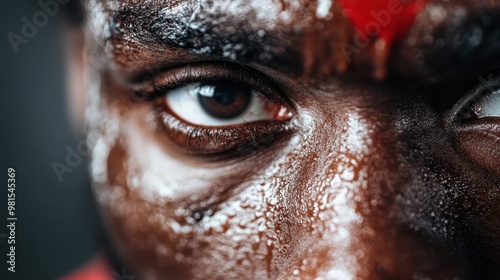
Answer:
90, 133, 110, 185
258, 110, 366, 278
181, 180, 283, 279
158, 0, 290, 59
205, 0, 288, 29
176, 128, 305, 279
316, 0, 332, 19
85, 0, 123, 192
315, 111, 370, 279
156, 1, 202, 42
85, 0, 109, 42
191, 0, 303, 30
85, 71, 109, 186
343, 113, 372, 154
319, 174, 362, 280
84, 0, 120, 51
122, 110, 232, 201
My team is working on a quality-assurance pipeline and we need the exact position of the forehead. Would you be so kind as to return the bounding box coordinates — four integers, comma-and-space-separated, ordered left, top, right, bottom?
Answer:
90, 0, 498, 32
87, 0, 500, 83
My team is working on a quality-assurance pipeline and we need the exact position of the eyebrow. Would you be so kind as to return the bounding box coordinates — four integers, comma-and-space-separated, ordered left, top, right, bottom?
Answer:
108, 1, 303, 75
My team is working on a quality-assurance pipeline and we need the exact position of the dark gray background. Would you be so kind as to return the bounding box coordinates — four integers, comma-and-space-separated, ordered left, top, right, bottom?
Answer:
1, 1, 103, 279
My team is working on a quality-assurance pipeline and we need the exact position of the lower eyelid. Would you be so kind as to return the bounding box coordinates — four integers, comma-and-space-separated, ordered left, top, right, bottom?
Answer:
154, 107, 294, 156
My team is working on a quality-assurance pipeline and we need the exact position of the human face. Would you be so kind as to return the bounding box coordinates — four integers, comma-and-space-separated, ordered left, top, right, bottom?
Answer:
83, 0, 500, 279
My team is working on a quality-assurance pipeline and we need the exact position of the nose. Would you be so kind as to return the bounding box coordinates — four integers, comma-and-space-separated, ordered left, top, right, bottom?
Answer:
277, 92, 466, 279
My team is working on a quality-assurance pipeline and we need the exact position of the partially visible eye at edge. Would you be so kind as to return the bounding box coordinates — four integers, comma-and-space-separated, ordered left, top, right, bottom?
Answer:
449, 73, 500, 174
471, 89, 500, 119
452, 74, 500, 122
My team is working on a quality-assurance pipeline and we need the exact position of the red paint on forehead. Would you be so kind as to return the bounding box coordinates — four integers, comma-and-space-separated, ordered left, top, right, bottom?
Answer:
339, 0, 428, 44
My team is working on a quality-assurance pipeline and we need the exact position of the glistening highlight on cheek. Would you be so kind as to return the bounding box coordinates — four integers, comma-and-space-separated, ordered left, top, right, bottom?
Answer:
93, 93, 386, 279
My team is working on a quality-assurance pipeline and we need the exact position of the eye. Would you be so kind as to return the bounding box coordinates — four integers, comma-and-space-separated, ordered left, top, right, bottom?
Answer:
131, 63, 294, 155
451, 75, 500, 174
470, 89, 500, 119
165, 81, 291, 127
454, 77, 500, 121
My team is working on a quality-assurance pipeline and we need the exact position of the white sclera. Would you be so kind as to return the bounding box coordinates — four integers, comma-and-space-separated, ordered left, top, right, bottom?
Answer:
165, 83, 277, 126
478, 90, 500, 118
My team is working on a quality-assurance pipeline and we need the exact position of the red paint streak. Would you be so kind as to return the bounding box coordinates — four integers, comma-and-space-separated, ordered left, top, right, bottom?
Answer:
339, 0, 428, 45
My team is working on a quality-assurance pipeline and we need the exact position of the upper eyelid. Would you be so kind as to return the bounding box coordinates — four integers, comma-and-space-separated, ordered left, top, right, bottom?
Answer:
129, 62, 287, 102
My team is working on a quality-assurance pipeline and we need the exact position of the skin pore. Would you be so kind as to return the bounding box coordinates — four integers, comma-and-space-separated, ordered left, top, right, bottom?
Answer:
82, 0, 500, 279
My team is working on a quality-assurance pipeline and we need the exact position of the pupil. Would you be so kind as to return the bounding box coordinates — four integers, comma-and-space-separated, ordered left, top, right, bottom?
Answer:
214, 87, 237, 106
198, 82, 252, 119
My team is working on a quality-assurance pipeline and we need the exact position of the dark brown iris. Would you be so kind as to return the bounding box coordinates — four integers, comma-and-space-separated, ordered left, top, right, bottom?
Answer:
197, 81, 252, 119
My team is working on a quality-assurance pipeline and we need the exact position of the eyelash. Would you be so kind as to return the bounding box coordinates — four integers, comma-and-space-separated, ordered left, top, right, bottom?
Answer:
130, 63, 282, 103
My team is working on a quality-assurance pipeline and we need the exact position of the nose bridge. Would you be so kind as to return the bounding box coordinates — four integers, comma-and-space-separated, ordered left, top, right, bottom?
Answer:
319, 101, 403, 217
337, 107, 403, 223
326, 109, 404, 271
284, 106, 406, 278
285, 98, 466, 279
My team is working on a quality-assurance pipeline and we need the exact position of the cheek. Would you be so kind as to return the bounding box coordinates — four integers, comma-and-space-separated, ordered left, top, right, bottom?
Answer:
91, 103, 379, 279
91, 98, 470, 279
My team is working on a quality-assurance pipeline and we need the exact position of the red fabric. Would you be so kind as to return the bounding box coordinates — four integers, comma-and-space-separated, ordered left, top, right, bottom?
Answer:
61, 255, 111, 280
339, 0, 428, 45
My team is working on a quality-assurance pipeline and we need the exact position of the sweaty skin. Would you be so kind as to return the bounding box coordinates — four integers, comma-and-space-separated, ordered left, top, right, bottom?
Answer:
82, 0, 500, 279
